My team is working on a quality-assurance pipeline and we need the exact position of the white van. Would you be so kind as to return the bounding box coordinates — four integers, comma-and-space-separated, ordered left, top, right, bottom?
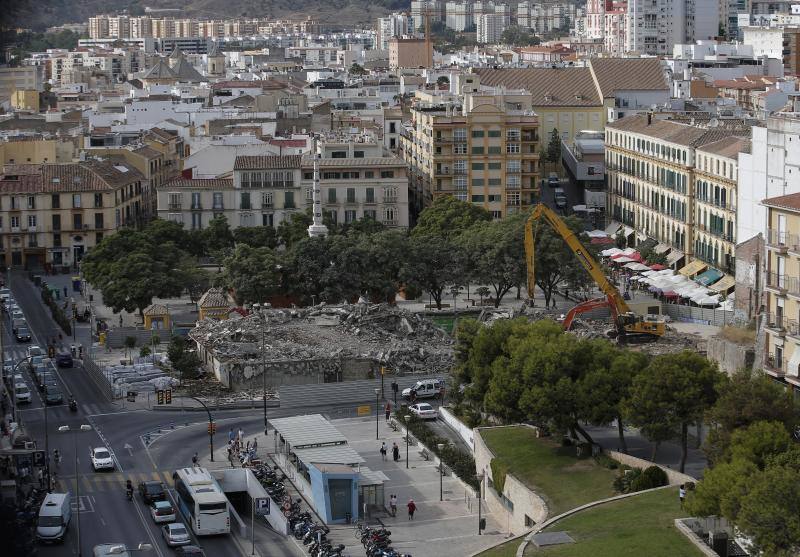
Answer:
37, 492, 71, 543
402, 378, 443, 400
15, 383, 32, 403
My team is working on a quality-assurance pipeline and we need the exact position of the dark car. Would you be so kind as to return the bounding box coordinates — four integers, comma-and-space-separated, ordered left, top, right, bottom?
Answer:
138, 481, 166, 504
15, 327, 31, 342
41, 376, 59, 393
45, 386, 63, 405
55, 353, 73, 368
176, 546, 206, 556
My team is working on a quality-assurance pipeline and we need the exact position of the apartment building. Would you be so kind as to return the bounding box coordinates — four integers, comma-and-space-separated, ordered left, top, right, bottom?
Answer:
377, 14, 414, 50
477, 14, 507, 44
0, 67, 44, 100
400, 91, 540, 219
762, 192, 800, 392
445, 2, 474, 31
389, 38, 431, 69
605, 114, 748, 273
0, 160, 145, 269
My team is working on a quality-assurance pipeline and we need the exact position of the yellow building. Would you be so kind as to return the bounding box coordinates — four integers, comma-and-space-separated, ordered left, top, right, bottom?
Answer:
388, 38, 432, 70
400, 90, 540, 218
143, 303, 171, 330
11, 89, 39, 112
763, 192, 800, 393
0, 137, 77, 165
198, 287, 233, 321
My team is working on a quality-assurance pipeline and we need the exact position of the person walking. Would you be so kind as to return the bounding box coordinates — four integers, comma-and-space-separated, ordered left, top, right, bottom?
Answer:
679, 485, 686, 508
380, 442, 387, 461
407, 499, 416, 520
229, 429, 235, 444
392, 442, 400, 462
192, 452, 198, 466
37, 467, 45, 488
389, 494, 397, 517
252, 438, 258, 452
238, 428, 244, 443
384, 401, 391, 422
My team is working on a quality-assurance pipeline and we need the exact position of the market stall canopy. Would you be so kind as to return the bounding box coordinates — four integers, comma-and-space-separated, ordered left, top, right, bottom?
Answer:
678, 259, 708, 277
708, 275, 735, 293
695, 268, 724, 286
666, 249, 685, 265
605, 222, 622, 235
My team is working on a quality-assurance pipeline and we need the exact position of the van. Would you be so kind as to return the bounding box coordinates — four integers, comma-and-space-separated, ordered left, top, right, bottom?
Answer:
37, 492, 71, 543
553, 188, 567, 208
15, 383, 31, 404
402, 378, 443, 400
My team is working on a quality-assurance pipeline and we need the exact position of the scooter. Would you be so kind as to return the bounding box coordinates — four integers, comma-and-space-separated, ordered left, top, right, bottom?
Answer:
68, 398, 78, 412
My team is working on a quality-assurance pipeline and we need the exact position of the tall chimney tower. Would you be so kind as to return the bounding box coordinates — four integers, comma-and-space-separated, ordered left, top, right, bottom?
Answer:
307, 136, 328, 238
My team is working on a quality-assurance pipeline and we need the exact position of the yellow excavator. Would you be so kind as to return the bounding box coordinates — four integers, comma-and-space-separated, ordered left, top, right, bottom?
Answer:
524, 203, 665, 341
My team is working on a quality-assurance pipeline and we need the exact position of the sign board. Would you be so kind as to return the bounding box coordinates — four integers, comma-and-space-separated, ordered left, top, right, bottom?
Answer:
126, 391, 137, 402
255, 497, 270, 516
356, 405, 371, 416
32, 450, 46, 468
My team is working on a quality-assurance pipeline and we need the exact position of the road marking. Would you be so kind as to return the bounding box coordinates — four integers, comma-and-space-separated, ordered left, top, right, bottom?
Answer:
86, 409, 148, 418
131, 484, 165, 557
141, 435, 159, 471
124, 442, 134, 456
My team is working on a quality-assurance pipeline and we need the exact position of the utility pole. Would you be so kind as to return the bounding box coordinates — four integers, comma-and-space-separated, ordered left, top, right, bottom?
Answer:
262, 312, 268, 438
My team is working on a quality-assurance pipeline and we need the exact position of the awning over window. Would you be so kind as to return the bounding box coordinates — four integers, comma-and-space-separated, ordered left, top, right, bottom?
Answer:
695, 268, 724, 286
678, 259, 708, 277
708, 275, 735, 293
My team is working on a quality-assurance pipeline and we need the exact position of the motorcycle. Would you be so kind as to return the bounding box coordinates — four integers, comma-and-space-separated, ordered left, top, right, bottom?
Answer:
68, 398, 77, 412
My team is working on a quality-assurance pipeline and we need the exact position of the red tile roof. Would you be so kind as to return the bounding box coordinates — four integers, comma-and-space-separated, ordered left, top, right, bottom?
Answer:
762, 192, 800, 212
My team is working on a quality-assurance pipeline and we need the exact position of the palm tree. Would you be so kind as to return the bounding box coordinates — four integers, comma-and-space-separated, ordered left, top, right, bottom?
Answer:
476, 286, 490, 307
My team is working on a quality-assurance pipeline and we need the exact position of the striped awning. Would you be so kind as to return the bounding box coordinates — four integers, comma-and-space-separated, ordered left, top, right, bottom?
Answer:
708, 275, 735, 293
678, 259, 708, 277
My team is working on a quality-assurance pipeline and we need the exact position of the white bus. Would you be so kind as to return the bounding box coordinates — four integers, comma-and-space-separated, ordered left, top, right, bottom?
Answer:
173, 467, 230, 536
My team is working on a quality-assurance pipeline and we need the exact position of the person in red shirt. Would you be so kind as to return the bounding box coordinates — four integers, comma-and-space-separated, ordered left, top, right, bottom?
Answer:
407, 499, 416, 520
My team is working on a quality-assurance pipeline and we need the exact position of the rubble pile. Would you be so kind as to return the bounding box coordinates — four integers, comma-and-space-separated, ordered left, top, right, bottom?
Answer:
190, 302, 454, 377
179, 375, 279, 402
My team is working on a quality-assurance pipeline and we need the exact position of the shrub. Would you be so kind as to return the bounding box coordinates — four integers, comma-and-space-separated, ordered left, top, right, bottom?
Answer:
630, 465, 669, 492
490, 458, 509, 496
41, 286, 72, 336
613, 466, 641, 493
594, 453, 619, 470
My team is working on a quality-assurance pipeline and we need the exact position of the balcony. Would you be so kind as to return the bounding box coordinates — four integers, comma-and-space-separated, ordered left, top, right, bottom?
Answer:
766, 228, 800, 253
435, 167, 452, 176
213, 204, 225, 211
284, 203, 296, 209
383, 196, 398, 203
764, 313, 787, 336
764, 353, 786, 377
765, 271, 800, 296
364, 197, 376, 205
382, 220, 398, 226
168, 203, 182, 210
191, 203, 203, 210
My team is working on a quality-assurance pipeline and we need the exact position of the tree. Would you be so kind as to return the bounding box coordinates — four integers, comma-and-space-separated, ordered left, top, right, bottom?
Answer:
531, 214, 589, 307
124, 336, 137, 362
233, 226, 278, 249
401, 234, 463, 310
458, 214, 527, 307
476, 286, 490, 307
436, 75, 450, 87
500, 25, 540, 46
221, 244, 282, 305
277, 211, 314, 249
180, 262, 212, 310
284, 236, 336, 304
167, 335, 202, 383
203, 216, 235, 256
546, 128, 561, 165
639, 246, 668, 266
705, 369, 799, 464
349, 62, 367, 75
626, 351, 723, 471
412, 195, 491, 240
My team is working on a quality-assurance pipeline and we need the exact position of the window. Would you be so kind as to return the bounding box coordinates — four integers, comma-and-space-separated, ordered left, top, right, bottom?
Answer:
380, 170, 395, 179
191, 213, 202, 230
346, 188, 356, 203
471, 162, 484, 170
364, 209, 377, 220
507, 128, 521, 141
454, 160, 467, 173
72, 194, 81, 208
73, 214, 83, 230
488, 162, 501, 170
506, 143, 520, 154
507, 175, 521, 188
303, 171, 314, 180
27, 196, 35, 209
383, 206, 396, 223
507, 191, 521, 205
10, 197, 18, 210
383, 187, 398, 201
262, 192, 273, 207
10, 216, 19, 229
53, 233, 61, 247
488, 178, 501, 186
240, 192, 251, 210
366, 187, 375, 203
491, 210, 502, 219
472, 178, 484, 187
251, 172, 263, 188
488, 194, 501, 202
507, 160, 521, 173
305, 188, 313, 201
284, 191, 295, 208
488, 130, 501, 138
365, 171, 374, 179
51, 194, 60, 209
262, 213, 274, 227
453, 128, 467, 141
353, 150, 365, 158
28, 215, 37, 228
327, 188, 337, 203
471, 147, 484, 155
94, 213, 104, 229
52, 215, 61, 231
471, 130, 484, 138
471, 194, 485, 202
241, 172, 250, 188
453, 143, 467, 154
331, 151, 347, 158
94, 193, 103, 208
345, 209, 357, 223
213, 192, 224, 210
488, 146, 501, 155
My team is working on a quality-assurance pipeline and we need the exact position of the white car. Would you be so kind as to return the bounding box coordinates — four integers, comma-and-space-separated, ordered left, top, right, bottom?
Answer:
409, 403, 438, 420
401, 378, 443, 400
27, 345, 43, 358
150, 500, 176, 524
90, 447, 115, 471
162, 523, 191, 547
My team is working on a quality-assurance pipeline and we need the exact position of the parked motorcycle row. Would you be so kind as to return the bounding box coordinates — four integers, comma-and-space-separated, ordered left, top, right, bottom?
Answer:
356, 523, 412, 557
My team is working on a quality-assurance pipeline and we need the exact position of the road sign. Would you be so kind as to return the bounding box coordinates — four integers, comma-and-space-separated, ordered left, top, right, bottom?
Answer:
127, 391, 137, 402
164, 389, 172, 404
255, 497, 270, 516
356, 405, 371, 416
32, 450, 46, 467
157, 390, 164, 404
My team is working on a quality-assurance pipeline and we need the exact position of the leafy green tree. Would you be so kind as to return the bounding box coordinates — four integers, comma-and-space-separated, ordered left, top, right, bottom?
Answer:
639, 246, 668, 266
626, 351, 723, 471
476, 286, 490, 307
401, 234, 464, 309
412, 195, 491, 239
178, 260, 212, 309
458, 214, 527, 307
436, 75, 450, 87
500, 25, 540, 46
143, 219, 191, 252
203, 216, 235, 256
284, 236, 336, 304
167, 335, 201, 383
277, 211, 314, 248
546, 128, 561, 164
363, 230, 410, 302
233, 226, 278, 249
705, 369, 798, 464
532, 214, 588, 306
221, 244, 282, 304
349, 62, 367, 75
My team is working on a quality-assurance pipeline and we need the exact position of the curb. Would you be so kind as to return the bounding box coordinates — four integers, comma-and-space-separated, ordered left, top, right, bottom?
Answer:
151, 400, 281, 412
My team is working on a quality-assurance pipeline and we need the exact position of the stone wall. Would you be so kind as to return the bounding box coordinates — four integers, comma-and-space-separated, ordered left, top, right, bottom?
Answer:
706, 337, 755, 376
474, 426, 549, 536
217, 357, 376, 390
607, 450, 697, 485
439, 406, 475, 451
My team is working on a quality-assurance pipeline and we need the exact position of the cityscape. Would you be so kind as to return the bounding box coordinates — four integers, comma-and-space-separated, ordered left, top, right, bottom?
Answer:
0, 0, 799, 556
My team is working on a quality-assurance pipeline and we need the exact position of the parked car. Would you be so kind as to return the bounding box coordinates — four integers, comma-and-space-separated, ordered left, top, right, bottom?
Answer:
3, 359, 14, 376
175, 546, 206, 556
15, 383, 32, 404
138, 481, 166, 504
15, 327, 32, 342
45, 386, 64, 405
162, 523, 191, 547
0, 288, 10, 302
55, 353, 73, 368
402, 378, 443, 400
90, 447, 114, 471
548, 172, 560, 186
409, 402, 438, 420
150, 500, 176, 523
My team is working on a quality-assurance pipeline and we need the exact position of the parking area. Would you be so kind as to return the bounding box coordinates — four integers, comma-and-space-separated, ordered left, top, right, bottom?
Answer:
325, 415, 509, 557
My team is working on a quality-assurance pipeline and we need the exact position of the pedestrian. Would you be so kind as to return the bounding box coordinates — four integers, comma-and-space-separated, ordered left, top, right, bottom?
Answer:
679, 485, 686, 508
407, 499, 416, 520
227, 446, 233, 465
37, 467, 44, 488
252, 438, 258, 452
229, 429, 235, 443
246, 440, 251, 452
192, 452, 198, 466
389, 494, 397, 517
384, 401, 391, 422
380, 442, 387, 461
238, 428, 244, 443
63, 286, 68, 298
392, 442, 400, 462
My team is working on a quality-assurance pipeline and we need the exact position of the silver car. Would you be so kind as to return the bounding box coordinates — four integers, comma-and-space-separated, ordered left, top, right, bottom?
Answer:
162, 523, 191, 547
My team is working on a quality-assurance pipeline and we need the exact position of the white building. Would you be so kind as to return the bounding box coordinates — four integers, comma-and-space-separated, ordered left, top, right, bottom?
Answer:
742, 26, 786, 59
445, 2, 474, 31
377, 14, 414, 50
477, 14, 507, 44
627, 0, 719, 55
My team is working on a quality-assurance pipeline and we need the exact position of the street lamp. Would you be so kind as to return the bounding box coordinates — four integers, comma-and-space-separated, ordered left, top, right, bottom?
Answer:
404, 414, 411, 469
107, 544, 153, 554
374, 388, 380, 440
437, 443, 445, 501
477, 472, 485, 535
253, 304, 271, 439
58, 424, 92, 556
187, 396, 215, 461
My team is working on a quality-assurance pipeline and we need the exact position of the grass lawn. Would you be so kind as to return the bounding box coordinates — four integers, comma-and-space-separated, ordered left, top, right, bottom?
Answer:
481, 427, 617, 515
477, 538, 523, 557
525, 487, 704, 557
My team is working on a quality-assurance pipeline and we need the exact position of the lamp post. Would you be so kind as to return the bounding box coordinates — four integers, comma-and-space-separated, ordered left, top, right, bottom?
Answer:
404, 414, 411, 469
58, 424, 92, 556
437, 443, 444, 501
253, 304, 271, 439
374, 388, 380, 440
187, 396, 214, 461
477, 472, 485, 535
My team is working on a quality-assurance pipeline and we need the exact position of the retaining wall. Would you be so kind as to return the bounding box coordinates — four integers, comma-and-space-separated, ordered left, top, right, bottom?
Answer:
439, 406, 475, 452
706, 336, 755, 376
607, 450, 697, 485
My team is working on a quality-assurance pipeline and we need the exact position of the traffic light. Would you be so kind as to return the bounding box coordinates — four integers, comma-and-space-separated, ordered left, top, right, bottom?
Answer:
207, 422, 216, 435
157, 390, 164, 404
164, 389, 172, 404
